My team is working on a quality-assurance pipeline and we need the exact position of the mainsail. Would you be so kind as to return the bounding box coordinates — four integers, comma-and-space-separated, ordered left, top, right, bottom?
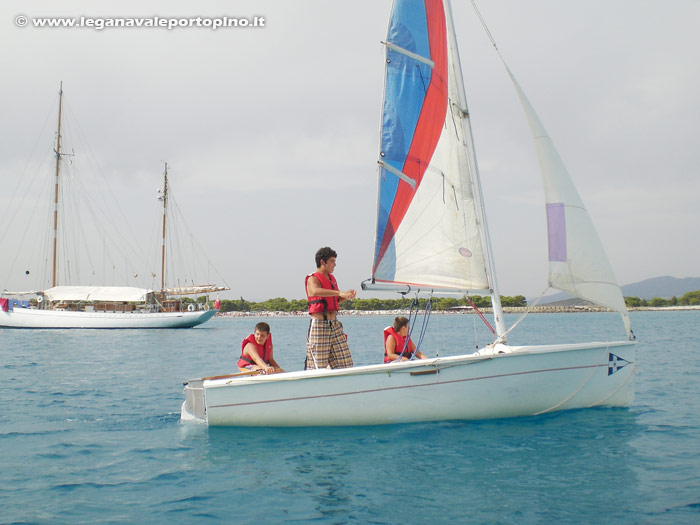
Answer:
371, 0, 491, 293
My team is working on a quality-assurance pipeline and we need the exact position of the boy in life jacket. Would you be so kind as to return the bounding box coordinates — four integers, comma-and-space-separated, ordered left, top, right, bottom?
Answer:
304, 246, 356, 369
384, 316, 428, 363
237, 322, 284, 374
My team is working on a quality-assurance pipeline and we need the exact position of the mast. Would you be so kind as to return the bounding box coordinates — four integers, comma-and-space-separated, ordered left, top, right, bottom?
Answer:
160, 162, 168, 293
444, 0, 507, 341
51, 82, 64, 288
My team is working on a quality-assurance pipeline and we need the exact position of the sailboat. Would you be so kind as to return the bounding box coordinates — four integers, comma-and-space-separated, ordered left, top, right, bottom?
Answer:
0, 84, 228, 329
180, 0, 635, 426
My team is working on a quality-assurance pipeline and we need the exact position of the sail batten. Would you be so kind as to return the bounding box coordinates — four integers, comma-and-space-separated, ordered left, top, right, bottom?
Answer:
378, 161, 417, 189
384, 41, 435, 67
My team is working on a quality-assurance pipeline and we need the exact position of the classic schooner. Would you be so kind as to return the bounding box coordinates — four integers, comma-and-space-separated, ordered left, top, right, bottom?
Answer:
1, 84, 228, 328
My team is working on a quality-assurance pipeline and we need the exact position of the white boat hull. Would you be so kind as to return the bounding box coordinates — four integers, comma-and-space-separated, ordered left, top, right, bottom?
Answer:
182, 341, 636, 426
0, 307, 217, 328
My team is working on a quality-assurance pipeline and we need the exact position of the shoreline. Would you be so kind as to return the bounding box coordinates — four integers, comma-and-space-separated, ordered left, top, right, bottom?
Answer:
216, 305, 700, 318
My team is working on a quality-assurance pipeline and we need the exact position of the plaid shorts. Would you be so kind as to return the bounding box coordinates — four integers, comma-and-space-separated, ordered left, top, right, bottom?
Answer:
305, 318, 353, 369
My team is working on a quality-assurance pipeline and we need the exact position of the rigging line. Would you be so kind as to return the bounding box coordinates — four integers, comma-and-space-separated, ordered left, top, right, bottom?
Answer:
400, 294, 419, 360
65, 164, 112, 280
414, 295, 432, 355
76, 167, 146, 274
3, 165, 54, 289
0, 146, 54, 247
470, 0, 500, 53
169, 191, 193, 282
0, 99, 58, 238
587, 363, 635, 407
63, 101, 151, 267
466, 297, 495, 335
533, 363, 599, 416
76, 165, 145, 279
399, 293, 432, 359
168, 191, 230, 289
501, 286, 551, 340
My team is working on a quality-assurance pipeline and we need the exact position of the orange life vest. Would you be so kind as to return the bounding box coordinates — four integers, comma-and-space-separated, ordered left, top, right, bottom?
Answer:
305, 271, 339, 315
237, 333, 273, 368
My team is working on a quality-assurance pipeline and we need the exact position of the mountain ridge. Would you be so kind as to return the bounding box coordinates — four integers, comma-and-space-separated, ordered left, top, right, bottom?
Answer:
539, 276, 700, 305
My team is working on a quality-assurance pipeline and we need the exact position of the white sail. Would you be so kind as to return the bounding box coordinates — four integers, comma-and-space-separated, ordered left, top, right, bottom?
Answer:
370, 0, 489, 293
162, 285, 229, 296
506, 69, 632, 338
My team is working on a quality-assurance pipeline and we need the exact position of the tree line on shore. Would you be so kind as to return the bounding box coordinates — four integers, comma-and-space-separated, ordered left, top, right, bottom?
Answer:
624, 290, 700, 307
207, 289, 700, 312
216, 295, 526, 313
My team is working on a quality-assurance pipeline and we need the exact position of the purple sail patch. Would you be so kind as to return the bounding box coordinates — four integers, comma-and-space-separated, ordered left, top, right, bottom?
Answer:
546, 203, 566, 262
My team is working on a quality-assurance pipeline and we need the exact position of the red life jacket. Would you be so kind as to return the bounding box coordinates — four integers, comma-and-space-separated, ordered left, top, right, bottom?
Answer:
383, 326, 415, 363
305, 271, 339, 315
237, 333, 273, 368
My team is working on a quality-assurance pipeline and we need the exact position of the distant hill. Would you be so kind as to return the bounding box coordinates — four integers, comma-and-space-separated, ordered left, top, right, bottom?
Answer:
620, 276, 700, 299
539, 276, 700, 304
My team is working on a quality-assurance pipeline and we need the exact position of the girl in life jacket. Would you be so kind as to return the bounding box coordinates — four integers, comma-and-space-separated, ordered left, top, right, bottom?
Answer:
384, 316, 428, 363
237, 322, 284, 374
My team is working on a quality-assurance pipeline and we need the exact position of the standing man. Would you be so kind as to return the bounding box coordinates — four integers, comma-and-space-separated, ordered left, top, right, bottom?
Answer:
305, 246, 356, 369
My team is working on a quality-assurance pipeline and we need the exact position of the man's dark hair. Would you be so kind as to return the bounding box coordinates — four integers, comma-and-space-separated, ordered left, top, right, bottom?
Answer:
315, 246, 337, 268
255, 321, 270, 333
393, 316, 409, 331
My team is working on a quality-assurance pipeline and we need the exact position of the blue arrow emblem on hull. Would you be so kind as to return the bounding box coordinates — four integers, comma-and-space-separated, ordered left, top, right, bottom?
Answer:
608, 353, 630, 376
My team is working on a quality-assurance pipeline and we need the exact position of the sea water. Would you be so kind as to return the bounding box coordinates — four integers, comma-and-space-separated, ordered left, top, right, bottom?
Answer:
1, 311, 699, 523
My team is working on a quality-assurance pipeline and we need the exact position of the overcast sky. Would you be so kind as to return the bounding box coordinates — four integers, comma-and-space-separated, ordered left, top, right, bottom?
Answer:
1, 0, 698, 301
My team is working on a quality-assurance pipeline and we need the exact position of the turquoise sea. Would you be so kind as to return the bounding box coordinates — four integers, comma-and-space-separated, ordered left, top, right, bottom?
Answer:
1, 311, 699, 523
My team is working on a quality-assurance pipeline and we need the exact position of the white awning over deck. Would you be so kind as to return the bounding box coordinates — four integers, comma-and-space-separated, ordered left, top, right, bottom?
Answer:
43, 286, 153, 302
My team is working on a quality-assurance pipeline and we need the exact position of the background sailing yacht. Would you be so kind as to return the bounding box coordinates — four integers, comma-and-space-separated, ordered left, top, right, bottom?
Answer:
0, 84, 228, 328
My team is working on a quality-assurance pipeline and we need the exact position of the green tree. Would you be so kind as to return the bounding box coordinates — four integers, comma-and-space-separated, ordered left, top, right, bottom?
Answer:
501, 295, 527, 307
436, 297, 458, 311
290, 298, 307, 311
650, 297, 668, 307
624, 296, 641, 307
470, 295, 491, 308
681, 290, 700, 305
261, 297, 291, 311
219, 298, 253, 312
